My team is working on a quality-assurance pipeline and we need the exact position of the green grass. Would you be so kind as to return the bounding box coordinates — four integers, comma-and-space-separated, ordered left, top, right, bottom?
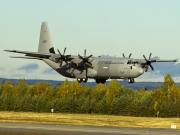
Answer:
0, 111, 180, 129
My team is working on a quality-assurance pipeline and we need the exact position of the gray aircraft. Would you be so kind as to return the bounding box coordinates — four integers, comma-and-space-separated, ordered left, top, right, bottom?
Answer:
4, 22, 177, 84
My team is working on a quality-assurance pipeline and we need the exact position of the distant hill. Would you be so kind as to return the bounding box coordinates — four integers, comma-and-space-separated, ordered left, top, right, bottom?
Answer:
0, 78, 179, 90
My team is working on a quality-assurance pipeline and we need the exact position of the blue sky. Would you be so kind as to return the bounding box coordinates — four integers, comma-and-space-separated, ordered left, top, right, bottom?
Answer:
0, 0, 180, 82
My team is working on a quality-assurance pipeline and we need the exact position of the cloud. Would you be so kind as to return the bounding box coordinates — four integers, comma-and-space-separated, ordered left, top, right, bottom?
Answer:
18, 63, 39, 72
43, 68, 57, 74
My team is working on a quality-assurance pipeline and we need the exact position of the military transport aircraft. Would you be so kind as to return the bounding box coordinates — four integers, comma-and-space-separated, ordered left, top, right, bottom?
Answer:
4, 22, 177, 84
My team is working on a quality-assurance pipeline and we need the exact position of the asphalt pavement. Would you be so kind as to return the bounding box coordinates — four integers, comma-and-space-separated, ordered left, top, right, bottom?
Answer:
0, 122, 179, 135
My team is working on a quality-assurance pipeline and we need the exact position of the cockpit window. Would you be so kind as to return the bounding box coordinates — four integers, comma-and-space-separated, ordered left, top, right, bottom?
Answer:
127, 60, 132, 64
127, 60, 139, 65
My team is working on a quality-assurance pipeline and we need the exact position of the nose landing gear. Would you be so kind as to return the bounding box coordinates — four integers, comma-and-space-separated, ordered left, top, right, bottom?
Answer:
128, 78, 134, 83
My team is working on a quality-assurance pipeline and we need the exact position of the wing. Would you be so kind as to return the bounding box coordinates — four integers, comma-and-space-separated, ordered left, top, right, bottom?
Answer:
10, 56, 42, 60
137, 59, 177, 66
4, 50, 52, 58
136, 58, 177, 72
5, 49, 76, 63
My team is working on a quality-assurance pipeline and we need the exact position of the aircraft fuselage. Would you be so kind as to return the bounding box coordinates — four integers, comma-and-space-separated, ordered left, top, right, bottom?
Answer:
43, 57, 144, 83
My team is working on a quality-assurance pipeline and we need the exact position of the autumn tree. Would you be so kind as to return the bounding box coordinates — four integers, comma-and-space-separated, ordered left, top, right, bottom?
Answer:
161, 73, 175, 101
106, 79, 120, 104
56, 79, 71, 98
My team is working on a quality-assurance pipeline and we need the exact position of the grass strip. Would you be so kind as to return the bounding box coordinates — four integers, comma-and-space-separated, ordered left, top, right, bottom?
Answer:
0, 111, 179, 129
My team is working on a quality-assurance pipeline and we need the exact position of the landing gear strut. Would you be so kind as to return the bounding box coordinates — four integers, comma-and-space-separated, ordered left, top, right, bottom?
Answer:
128, 78, 134, 83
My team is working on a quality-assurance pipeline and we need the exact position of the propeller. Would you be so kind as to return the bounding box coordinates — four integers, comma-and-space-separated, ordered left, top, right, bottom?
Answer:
123, 53, 132, 58
56, 47, 71, 67
143, 53, 156, 72
78, 49, 93, 77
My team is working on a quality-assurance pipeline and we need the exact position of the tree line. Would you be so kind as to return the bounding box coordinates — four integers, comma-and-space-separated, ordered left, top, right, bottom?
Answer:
0, 73, 180, 117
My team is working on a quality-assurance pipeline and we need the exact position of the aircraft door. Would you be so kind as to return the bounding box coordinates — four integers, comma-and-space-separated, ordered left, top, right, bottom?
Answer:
97, 61, 110, 77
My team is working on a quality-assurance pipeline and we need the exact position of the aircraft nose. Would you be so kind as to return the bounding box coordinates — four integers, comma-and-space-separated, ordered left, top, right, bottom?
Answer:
139, 68, 144, 74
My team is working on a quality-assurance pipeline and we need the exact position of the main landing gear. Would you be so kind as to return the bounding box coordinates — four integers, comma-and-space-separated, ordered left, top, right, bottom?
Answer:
128, 78, 134, 83
95, 79, 106, 84
77, 78, 88, 83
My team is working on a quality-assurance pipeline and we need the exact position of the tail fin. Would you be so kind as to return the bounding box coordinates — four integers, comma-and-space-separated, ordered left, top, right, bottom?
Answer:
38, 22, 55, 54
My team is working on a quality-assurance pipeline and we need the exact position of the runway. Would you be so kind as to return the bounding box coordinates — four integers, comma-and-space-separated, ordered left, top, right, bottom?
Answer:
0, 122, 179, 135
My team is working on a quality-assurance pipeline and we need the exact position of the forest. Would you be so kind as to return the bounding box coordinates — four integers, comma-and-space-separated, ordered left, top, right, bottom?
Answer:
0, 73, 180, 117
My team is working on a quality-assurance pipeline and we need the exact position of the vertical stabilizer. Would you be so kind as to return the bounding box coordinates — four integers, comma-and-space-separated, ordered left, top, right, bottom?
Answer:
38, 22, 55, 54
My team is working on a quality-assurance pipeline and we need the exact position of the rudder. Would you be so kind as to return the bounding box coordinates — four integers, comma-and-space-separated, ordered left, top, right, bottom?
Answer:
38, 22, 55, 54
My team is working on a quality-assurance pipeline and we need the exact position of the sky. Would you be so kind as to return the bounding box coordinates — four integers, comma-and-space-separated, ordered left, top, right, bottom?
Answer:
0, 0, 180, 82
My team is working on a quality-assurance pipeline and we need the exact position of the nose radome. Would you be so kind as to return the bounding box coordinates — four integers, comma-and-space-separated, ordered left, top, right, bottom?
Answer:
139, 69, 144, 74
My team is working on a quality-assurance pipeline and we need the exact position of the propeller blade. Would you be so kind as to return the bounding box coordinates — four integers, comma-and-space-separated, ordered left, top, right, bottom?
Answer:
87, 61, 92, 66
123, 53, 125, 58
77, 49, 93, 74
63, 47, 66, 55
78, 54, 83, 59
87, 54, 93, 59
65, 61, 69, 67
84, 49, 86, 57
149, 53, 152, 60
145, 67, 148, 72
90, 58, 94, 62
57, 49, 62, 56
143, 55, 148, 61
60, 60, 63, 67
129, 53, 132, 58
87, 64, 93, 68
149, 64, 154, 71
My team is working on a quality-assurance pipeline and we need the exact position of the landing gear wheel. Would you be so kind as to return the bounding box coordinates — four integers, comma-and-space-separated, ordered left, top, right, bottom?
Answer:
101, 79, 106, 84
83, 78, 88, 83
96, 79, 106, 84
77, 78, 83, 83
96, 79, 100, 84
128, 78, 134, 83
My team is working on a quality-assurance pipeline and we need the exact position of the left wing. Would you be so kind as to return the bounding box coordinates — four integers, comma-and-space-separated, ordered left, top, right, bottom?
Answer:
9, 56, 42, 60
4, 50, 53, 58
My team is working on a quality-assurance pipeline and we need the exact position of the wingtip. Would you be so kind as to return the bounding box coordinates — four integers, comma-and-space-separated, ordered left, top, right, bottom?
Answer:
4, 50, 16, 52
4, 50, 10, 52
